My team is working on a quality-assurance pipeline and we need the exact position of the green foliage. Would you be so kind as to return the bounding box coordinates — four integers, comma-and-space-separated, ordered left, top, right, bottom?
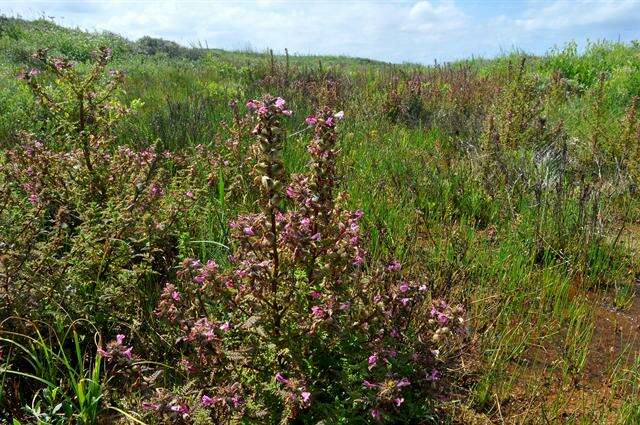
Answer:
0, 17, 131, 64
0, 16, 639, 424
1, 320, 104, 424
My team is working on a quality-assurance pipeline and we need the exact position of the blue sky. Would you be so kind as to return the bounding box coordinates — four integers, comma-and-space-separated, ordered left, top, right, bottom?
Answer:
2, 1, 640, 63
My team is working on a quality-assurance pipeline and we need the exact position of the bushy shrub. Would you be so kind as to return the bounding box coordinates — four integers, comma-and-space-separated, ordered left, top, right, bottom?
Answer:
138, 96, 465, 423
135, 36, 204, 60
0, 17, 131, 63
0, 48, 212, 331
1, 50, 465, 424
382, 67, 498, 139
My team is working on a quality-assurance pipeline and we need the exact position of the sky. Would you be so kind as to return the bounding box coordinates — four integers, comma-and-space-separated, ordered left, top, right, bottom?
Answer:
1, 0, 640, 64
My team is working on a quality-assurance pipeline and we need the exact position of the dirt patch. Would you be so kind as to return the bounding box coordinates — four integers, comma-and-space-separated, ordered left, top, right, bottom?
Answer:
496, 226, 640, 423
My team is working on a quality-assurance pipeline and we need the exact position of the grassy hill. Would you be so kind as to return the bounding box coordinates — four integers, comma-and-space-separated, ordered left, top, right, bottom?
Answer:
0, 16, 389, 66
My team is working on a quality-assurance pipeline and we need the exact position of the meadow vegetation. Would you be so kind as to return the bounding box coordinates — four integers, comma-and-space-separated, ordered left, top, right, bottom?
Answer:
1, 17, 639, 424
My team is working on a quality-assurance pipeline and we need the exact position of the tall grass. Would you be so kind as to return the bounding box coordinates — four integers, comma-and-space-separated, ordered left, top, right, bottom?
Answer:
0, 16, 639, 423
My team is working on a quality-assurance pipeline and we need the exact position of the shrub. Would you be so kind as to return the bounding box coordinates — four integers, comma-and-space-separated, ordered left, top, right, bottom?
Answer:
0, 49, 211, 332
142, 96, 465, 423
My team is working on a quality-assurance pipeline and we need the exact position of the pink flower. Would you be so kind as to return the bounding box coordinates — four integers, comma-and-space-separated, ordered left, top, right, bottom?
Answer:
219, 321, 230, 331
51, 56, 73, 71
282, 109, 293, 116
231, 394, 241, 407
286, 186, 297, 198
436, 313, 449, 324
311, 306, 325, 318
334, 110, 344, 120
362, 380, 377, 389
141, 401, 160, 410
274, 97, 286, 109
368, 353, 378, 369
387, 260, 402, 271
400, 297, 411, 306
116, 334, 125, 345
399, 282, 409, 292
339, 301, 351, 311
170, 403, 189, 413
326, 117, 334, 127
257, 106, 268, 115
150, 184, 163, 197
397, 377, 411, 387
97, 347, 110, 359
185, 190, 195, 199
243, 226, 255, 236
431, 304, 450, 324
246, 100, 257, 110
275, 373, 289, 384
305, 116, 317, 126
310, 290, 322, 299
202, 395, 214, 407
354, 250, 365, 266
171, 291, 180, 301
371, 408, 381, 420
426, 369, 441, 382
122, 347, 132, 360
300, 391, 311, 402
180, 358, 196, 373
394, 397, 404, 407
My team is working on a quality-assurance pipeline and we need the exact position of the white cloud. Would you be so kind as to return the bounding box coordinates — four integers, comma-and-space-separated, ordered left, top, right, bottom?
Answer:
515, 0, 640, 31
406, 0, 469, 35
1, 0, 640, 63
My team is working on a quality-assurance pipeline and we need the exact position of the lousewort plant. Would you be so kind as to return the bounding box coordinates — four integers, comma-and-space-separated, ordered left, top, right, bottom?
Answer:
144, 95, 465, 423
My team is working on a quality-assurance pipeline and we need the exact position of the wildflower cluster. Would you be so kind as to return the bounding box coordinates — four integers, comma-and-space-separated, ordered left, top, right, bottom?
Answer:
383, 68, 497, 137
18, 47, 126, 145
0, 51, 212, 332
257, 50, 347, 109
148, 96, 465, 422
97, 334, 133, 362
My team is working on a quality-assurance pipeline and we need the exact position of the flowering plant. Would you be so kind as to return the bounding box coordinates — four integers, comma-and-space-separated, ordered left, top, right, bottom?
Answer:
0, 50, 213, 334
148, 95, 465, 422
